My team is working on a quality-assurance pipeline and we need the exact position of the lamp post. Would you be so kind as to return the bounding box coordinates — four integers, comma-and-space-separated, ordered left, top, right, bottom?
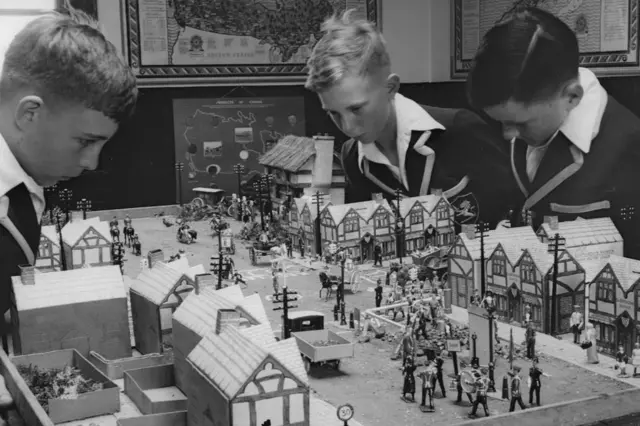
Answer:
338, 249, 347, 326
312, 191, 325, 256
233, 163, 245, 198
471, 332, 478, 364
253, 181, 266, 230
44, 185, 58, 224
175, 162, 184, 206
547, 233, 566, 336
261, 174, 275, 222
393, 188, 404, 264
476, 221, 490, 296
76, 198, 92, 220
58, 188, 73, 224
55, 212, 68, 271
211, 219, 225, 290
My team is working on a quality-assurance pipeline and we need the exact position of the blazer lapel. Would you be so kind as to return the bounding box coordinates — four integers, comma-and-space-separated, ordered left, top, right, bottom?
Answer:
363, 160, 405, 197
510, 138, 530, 198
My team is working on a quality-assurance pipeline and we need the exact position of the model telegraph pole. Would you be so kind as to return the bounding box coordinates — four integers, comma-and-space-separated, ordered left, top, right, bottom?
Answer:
55, 211, 68, 271
476, 221, 490, 296
273, 284, 299, 340
393, 188, 405, 264
338, 248, 347, 326
253, 180, 266, 230
233, 163, 245, 199
261, 174, 275, 222
211, 220, 226, 290
312, 190, 325, 255
174, 162, 184, 206
44, 184, 58, 224
76, 198, 92, 220
58, 188, 73, 224
547, 233, 566, 336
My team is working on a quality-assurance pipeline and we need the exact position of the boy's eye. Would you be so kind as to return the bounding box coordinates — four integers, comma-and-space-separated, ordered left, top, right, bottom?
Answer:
78, 139, 93, 147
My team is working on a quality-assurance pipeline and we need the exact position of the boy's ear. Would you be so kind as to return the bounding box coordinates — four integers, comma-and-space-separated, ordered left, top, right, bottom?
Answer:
14, 96, 44, 130
386, 73, 400, 95
563, 80, 584, 108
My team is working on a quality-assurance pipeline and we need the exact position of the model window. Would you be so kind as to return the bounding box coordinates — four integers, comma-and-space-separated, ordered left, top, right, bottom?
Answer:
492, 258, 506, 276
290, 210, 298, 222
410, 210, 423, 225
521, 264, 535, 283
374, 213, 389, 228
597, 282, 614, 302
436, 206, 448, 220
344, 217, 359, 233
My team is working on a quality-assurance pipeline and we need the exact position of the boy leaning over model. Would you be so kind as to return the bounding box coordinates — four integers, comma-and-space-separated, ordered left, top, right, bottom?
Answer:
305, 11, 517, 229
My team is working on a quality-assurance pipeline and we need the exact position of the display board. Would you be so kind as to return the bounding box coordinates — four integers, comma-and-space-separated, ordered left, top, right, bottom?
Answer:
452, 0, 640, 78
124, 0, 380, 86
172, 97, 305, 203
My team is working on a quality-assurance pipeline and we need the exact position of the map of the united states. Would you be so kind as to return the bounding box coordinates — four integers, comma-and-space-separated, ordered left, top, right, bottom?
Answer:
168, 0, 337, 63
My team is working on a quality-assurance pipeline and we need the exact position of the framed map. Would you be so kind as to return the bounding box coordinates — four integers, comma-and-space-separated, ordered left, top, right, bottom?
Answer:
452, 0, 640, 78
124, 0, 381, 87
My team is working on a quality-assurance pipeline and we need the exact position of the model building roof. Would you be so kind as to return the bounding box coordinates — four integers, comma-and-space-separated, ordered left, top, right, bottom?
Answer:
40, 225, 59, 246
61, 217, 111, 246
602, 255, 640, 292
12, 265, 125, 311
259, 135, 339, 172
293, 197, 332, 220
538, 217, 622, 248
237, 293, 270, 325
130, 262, 191, 306
581, 258, 610, 282
458, 226, 539, 261
327, 199, 392, 225
398, 194, 444, 217
166, 257, 207, 281
173, 287, 239, 336
188, 323, 308, 399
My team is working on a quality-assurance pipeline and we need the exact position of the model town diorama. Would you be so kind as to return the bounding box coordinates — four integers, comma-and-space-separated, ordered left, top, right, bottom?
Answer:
0, 135, 638, 426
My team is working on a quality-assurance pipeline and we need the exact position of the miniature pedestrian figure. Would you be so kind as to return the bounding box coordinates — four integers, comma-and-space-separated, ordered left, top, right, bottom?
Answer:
525, 323, 536, 359
401, 356, 417, 402
524, 305, 532, 325
285, 236, 293, 258
272, 270, 279, 295
528, 357, 548, 406
131, 235, 141, 256
632, 343, 640, 376
298, 238, 305, 258
401, 328, 416, 367
456, 370, 474, 405
583, 322, 600, 364
233, 272, 247, 288
375, 279, 383, 307
434, 354, 447, 398
418, 365, 436, 412
480, 290, 496, 314
374, 243, 382, 266
570, 305, 584, 344
415, 307, 429, 341
124, 214, 132, 228
508, 366, 526, 412
109, 216, 119, 229
615, 346, 630, 377
469, 289, 481, 306
469, 367, 491, 418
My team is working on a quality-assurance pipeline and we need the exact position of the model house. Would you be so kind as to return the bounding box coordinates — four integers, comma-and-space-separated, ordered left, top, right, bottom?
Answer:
537, 217, 623, 262
35, 225, 60, 271
61, 217, 112, 269
259, 134, 346, 209
448, 225, 540, 308
185, 323, 310, 426
588, 255, 640, 356
129, 252, 210, 355
287, 197, 332, 256
485, 241, 586, 333
10, 265, 131, 359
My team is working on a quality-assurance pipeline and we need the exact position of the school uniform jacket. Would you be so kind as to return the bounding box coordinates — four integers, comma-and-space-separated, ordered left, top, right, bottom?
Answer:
341, 106, 518, 228
509, 95, 640, 259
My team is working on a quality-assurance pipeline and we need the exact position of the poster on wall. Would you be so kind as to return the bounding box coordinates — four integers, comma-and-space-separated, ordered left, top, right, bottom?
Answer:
124, 0, 380, 86
451, 0, 640, 78
173, 97, 305, 204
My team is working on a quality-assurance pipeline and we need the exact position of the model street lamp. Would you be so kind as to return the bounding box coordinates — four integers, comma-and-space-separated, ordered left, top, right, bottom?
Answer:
212, 219, 226, 290
58, 188, 73, 224
547, 233, 566, 336
76, 198, 92, 220
55, 211, 68, 271
476, 221, 490, 296
253, 181, 266, 230
393, 188, 405, 264
175, 162, 184, 206
312, 191, 325, 256
337, 248, 348, 326
43, 185, 58, 224
233, 164, 245, 198
261, 174, 275, 222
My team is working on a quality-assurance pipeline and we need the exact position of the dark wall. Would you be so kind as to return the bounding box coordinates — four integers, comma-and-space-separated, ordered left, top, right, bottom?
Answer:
61, 77, 640, 210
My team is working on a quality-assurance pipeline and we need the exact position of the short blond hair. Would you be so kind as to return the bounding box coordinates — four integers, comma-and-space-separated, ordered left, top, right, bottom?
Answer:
305, 10, 390, 92
0, 5, 137, 123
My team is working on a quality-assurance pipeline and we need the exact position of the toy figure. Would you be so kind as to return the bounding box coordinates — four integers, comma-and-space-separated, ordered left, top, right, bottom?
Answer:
109, 216, 118, 229
401, 328, 416, 367
469, 289, 481, 306
298, 238, 305, 258
131, 235, 141, 256
615, 346, 630, 377
375, 279, 383, 307
525, 323, 536, 359
528, 357, 548, 406
524, 305, 532, 325
456, 371, 474, 404
272, 270, 279, 295
233, 272, 247, 288
285, 237, 293, 258
418, 365, 436, 412
124, 214, 132, 228
632, 343, 640, 376
480, 290, 496, 314
414, 307, 429, 341
402, 356, 417, 402
584, 322, 599, 364
391, 291, 405, 321
374, 243, 382, 266
110, 223, 120, 242
434, 354, 447, 397
508, 366, 526, 412
570, 305, 584, 344
469, 367, 490, 418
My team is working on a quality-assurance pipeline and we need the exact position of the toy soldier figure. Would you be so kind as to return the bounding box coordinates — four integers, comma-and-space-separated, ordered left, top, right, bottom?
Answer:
374, 243, 382, 266
418, 366, 436, 412
401, 356, 417, 402
469, 367, 490, 418
508, 366, 526, 412
528, 357, 548, 406
525, 323, 536, 359
469, 289, 481, 306
570, 305, 584, 344
375, 279, 383, 307
434, 354, 447, 398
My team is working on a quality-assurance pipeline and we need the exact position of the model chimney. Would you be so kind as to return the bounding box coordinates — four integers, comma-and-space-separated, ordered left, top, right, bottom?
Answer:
19, 265, 35, 286
461, 224, 476, 240
372, 193, 384, 204
431, 188, 443, 196
194, 273, 215, 295
311, 134, 335, 190
544, 216, 559, 231
147, 249, 164, 268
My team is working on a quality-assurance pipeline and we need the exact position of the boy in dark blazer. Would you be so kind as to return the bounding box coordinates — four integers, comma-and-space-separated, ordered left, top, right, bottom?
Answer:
305, 11, 517, 228
0, 7, 137, 350
467, 7, 640, 258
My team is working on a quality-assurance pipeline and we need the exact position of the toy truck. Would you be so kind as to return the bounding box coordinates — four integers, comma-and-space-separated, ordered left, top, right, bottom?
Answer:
292, 329, 355, 372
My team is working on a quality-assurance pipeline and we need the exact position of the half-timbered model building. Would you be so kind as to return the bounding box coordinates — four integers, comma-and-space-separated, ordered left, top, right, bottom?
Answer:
397, 194, 456, 252
537, 217, 623, 262
35, 225, 60, 271
486, 241, 586, 333
259, 134, 345, 210
588, 255, 640, 356
287, 197, 332, 257
60, 217, 112, 269
447, 226, 539, 308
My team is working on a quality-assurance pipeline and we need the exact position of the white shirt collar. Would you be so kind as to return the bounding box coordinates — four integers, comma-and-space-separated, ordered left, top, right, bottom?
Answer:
0, 132, 46, 221
357, 93, 445, 172
559, 67, 608, 154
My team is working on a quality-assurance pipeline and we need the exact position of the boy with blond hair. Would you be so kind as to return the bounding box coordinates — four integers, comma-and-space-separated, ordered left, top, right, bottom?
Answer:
306, 11, 517, 228
0, 6, 137, 350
